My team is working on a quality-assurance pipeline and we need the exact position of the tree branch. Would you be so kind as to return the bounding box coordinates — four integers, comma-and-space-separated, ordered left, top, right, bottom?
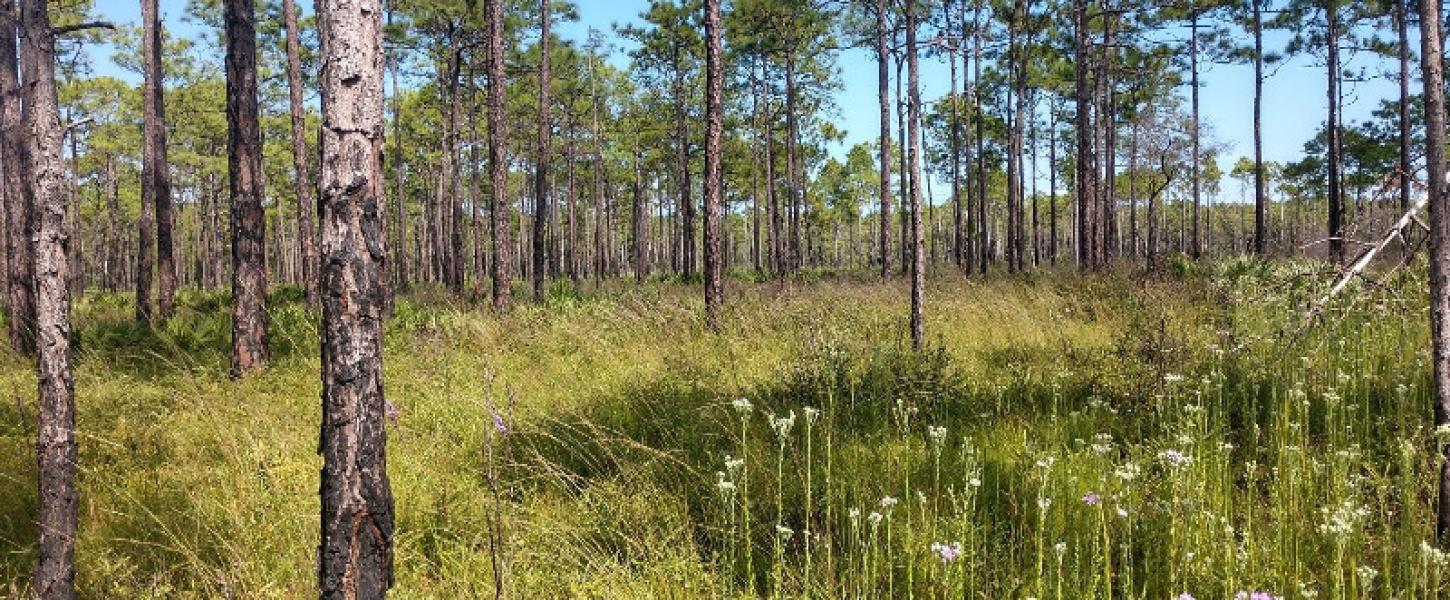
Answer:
53, 21, 115, 36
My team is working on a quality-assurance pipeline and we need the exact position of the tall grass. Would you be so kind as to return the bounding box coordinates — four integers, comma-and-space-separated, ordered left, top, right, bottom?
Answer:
0, 262, 1442, 598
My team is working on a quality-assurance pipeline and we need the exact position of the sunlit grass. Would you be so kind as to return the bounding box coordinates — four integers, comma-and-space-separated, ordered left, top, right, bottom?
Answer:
0, 260, 1442, 598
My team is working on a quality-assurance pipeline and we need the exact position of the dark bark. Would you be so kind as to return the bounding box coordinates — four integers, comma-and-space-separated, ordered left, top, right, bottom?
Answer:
487, 0, 512, 312
225, 0, 270, 377
0, 0, 33, 354
1050, 108, 1058, 264
23, 0, 75, 594
632, 148, 646, 282
906, 0, 925, 349
283, 0, 318, 310
1074, 0, 1095, 271
1420, 0, 1450, 544
143, 0, 175, 322
533, 0, 552, 299
673, 42, 693, 278
316, 0, 394, 595
1326, 0, 1344, 264
950, 0, 962, 270
703, 0, 723, 327
1189, 3, 1202, 259
1253, 0, 1266, 255
785, 56, 800, 272
876, 0, 893, 279
1397, 0, 1411, 254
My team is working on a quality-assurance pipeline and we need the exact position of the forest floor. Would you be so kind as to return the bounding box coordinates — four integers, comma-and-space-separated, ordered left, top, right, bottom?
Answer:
0, 259, 1441, 598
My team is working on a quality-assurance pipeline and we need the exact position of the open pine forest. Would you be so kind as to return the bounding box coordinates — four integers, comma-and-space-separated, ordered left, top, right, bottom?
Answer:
3, 0, 1450, 599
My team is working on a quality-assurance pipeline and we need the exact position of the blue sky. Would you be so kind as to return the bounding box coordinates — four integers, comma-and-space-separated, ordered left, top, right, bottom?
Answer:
90, 0, 1403, 203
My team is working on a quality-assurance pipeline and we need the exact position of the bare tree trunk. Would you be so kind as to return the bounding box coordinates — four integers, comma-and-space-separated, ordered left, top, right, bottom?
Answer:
316, 0, 394, 594
1189, 3, 1202, 260
283, 0, 317, 310
533, 0, 552, 299
1050, 107, 1058, 264
1421, 0, 1450, 543
487, 0, 511, 313
1253, 0, 1267, 255
906, 0, 925, 349
445, 40, 465, 292
1397, 0, 1411, 252
1074, 0, 1096, 271
142, 0, 175, 320
703, 0, 723, 326
876, 0, 893, 280
785, 55, 801, 273
633, 148, 646, 282
950, 0, 962, 270
0, 0, 32, 353
225, 0, 270, 377
1326, 0, 1344, 264
22, 0, 75, 594
588, 46, 606, 282
750, 63, 762, 272
469, 55, 484, 287
389, 4, 407, 290
673, 43, 693, 278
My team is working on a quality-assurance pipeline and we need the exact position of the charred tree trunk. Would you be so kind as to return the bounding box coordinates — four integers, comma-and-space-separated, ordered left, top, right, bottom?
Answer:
532, 0, 552, 299
283, 0, 318, 310
316, 0, 394, 595
487, 0, 512, 312
225, 0, 270, 376
23, 0, 76, 594
703, 0, 723, 326
0, 0, 32, 354
1074, 0, 1096, 271
1326, 0, 1344, 264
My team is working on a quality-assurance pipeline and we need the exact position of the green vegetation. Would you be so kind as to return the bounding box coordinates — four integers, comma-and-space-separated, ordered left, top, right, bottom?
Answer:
0, 262, 1440, 598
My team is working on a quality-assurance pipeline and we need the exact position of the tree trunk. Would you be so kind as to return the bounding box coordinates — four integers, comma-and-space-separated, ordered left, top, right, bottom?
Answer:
1050, 108, 1058, 264
1253, 0, 1267, 255
445, 41, 465, 292
1397, 0, 1411, 252
633, 148, 646, 282
906, 0, 925, 349
1189, 3, 1202, 259
283, 0, 317, 310
388, 4, 407, 291
143, 2, 174, 320
1074, 0, 1095, 271
0, 0, 32, 354
316, 0, 394, 595
1419, 0, 1450, 543
703, 0, 723, 326
876, 0, 893, 280
487, 0, 512, 312
22, 0, 76, 594
950, 0, 963, 270
225, 0, 270, 377
533, 0, 552, 299
785, 56, 800, 273
673, 42, 693, 278
1326, 0, 1344, 264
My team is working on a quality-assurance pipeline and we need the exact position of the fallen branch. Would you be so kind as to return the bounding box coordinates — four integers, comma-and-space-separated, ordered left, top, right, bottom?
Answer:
1306, 193, 1429, 321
